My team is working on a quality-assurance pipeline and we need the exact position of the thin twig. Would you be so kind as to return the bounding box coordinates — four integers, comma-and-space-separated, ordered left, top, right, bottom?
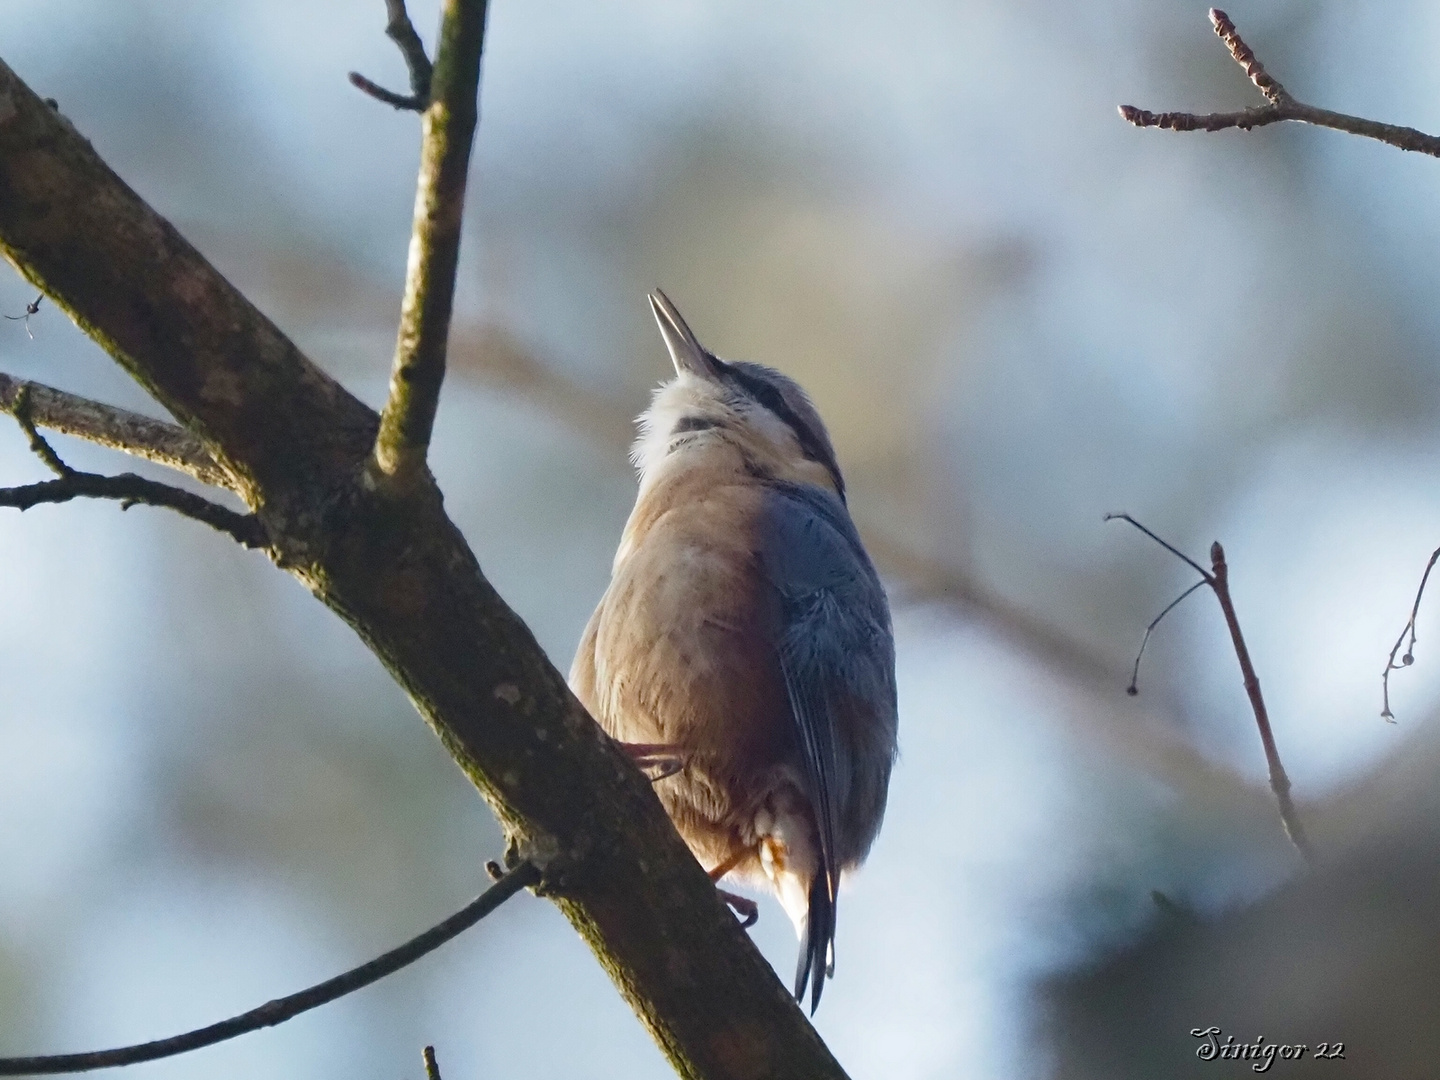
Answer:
349, 0, 434, 112
1380, 545, 1440, 722
1104, 513, 1212, 579
0, 372, 232, 490
1108, 514, 1314, 864
0, 471, 266, 547
371, 0, 490, 489
1119, 8, 1440, 158
3, 293, 42, 339
1207, 542, 1312, 862
423, 1046, 444, 1080
0, 394, 264, 548
1210, 7, 1285, 102
0, 862, 539, 1076
1126, 578, 1209, 696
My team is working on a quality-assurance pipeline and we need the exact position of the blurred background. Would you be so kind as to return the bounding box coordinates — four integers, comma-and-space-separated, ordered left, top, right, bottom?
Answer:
3, 0, 1440, 1076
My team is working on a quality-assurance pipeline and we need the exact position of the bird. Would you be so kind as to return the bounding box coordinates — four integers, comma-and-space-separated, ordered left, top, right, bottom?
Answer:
570, 289, 898, 1012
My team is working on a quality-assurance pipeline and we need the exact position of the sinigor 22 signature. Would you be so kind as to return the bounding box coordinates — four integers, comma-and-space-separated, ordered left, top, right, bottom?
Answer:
1191, 1027, 1346, 1072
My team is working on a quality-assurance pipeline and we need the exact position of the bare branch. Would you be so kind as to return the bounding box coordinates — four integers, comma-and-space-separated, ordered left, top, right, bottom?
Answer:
11, 384, 71, 476
1104, 512, 1212, 579
1119, 8, 1440, 158
1381, 545, 1440, 721
1209, 7, 1285, 103
1126, 578, 1208, 697
1109, 515, 1314, 863
371, 0, 490, 488
0, 470, 265, 546
0, 862, 539, 1076
1207, 541, 1313, 863
349, 0, 434, 112
423, 1046, 443, 1080
0, 388, 264, 547
0, 373, 232, 489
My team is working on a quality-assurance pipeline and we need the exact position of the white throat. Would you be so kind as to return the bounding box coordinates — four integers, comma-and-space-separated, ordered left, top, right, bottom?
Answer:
630, 373, 726, 492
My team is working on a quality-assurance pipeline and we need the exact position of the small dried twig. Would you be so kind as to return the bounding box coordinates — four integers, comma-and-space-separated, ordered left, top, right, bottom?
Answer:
3, 292, 42, 338
423, 1046, 444, 1080
370, 0, 490, 490
0, 470, 266, 546
0, 389, 265, 548
1125, 578, 1208, 696
0, 862, 539, 1076
1119, 9, 1440, 158
11, 385, 71, 476
1380, 546, 1440, 722
349, 0, 435, 112
1107, 513, 1314, 864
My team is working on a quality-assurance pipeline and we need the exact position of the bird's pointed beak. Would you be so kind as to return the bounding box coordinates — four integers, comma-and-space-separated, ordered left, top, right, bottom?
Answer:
649, 289, 721, 380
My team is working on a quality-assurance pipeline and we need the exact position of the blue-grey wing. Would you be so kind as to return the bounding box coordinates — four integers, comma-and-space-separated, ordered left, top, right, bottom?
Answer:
757, 482, 898, 1009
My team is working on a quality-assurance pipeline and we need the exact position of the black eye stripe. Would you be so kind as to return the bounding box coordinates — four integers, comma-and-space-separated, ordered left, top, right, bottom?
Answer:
714, 358, 847, 502
672, 416, 719, 434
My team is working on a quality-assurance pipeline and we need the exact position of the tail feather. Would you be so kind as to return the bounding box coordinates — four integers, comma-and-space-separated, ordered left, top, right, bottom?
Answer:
793, 872, 836, 1014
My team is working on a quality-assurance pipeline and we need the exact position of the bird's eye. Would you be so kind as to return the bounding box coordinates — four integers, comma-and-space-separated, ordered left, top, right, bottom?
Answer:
672, 416, 718, 434
720, 364, 847, 501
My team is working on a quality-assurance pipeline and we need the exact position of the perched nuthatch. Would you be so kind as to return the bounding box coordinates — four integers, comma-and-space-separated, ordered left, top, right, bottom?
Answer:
570, 290, 898, 1012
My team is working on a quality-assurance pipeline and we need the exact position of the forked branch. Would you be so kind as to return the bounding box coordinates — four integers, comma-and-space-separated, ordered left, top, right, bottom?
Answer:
349, 0, 435, 111
370, 0, 490, 488
0, 373, 230, 489
0, 388, 263, 548
1107, 513, 1314, 864
1120, 8, 1440, 158
1381, 545, 1440, 721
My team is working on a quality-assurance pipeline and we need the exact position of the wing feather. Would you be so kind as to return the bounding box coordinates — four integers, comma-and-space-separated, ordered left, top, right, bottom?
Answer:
760, 483, 897, 1011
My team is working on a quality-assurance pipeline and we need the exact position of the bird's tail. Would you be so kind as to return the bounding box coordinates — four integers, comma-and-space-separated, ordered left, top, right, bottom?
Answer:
793, 871, 836, 1014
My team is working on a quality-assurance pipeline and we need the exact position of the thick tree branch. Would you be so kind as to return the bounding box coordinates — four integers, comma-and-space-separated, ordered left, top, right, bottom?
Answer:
0, 56, 846, 1080
0, 862, 539, 1076
371, 0, 489, 489
1119, 9, 1440, 158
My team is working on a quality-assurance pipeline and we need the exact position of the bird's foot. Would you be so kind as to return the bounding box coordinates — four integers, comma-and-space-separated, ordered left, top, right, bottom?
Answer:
717, 888, 759, 928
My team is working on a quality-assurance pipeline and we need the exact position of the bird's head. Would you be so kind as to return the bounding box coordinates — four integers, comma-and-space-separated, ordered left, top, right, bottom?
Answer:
632, 289, 845, 502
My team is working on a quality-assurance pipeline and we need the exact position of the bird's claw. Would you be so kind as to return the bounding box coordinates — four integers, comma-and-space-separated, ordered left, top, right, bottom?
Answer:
717, 888, 759, 928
